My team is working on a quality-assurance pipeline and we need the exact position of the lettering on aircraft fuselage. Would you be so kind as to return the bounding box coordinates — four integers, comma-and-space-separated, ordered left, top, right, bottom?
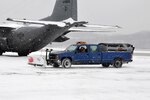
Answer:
63, 0, 70, 12
64, 6, 68, 12
63, 0, 70, 4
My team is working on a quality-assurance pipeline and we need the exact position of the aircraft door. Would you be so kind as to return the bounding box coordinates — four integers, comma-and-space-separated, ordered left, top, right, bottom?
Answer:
0, 28, 12, 50
0, 37, 8, 50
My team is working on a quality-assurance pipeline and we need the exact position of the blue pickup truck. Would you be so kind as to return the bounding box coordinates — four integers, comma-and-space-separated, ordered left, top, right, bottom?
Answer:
46, 43, 134, 68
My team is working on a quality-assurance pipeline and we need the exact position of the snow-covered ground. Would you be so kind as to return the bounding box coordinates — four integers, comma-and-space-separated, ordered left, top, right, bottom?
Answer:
0, 52, 150, 100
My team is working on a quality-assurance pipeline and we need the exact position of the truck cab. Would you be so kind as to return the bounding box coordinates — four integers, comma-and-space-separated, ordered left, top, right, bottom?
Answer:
46, 43, 134, 68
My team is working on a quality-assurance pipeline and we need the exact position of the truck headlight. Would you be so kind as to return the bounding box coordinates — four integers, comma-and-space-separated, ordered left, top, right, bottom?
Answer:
56, 55, 59, 59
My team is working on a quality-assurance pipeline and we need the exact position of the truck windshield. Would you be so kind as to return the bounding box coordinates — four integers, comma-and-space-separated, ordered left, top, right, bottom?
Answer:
65, 45, 77, 52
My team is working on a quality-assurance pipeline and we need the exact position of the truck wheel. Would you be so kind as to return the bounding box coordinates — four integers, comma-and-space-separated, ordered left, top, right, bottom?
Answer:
53, 63, 60, 68
102, 63, 110, 68
62, 58, 72, 68
113, 59, 123, 68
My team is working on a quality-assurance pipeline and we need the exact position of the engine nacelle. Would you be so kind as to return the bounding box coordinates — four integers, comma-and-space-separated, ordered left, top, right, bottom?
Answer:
53, 35, 70, 42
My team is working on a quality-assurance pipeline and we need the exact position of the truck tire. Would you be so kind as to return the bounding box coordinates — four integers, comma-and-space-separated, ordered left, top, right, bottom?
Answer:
102, 63, 110, 68
113, 59, 123, 68
53, 63, 60, 68
62, 58, 72, 68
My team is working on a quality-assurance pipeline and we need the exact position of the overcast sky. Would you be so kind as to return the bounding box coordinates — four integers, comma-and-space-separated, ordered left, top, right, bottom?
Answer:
0, 0, 150, 34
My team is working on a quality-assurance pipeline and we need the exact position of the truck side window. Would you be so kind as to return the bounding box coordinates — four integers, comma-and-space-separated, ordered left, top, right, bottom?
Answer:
90, 46, 98, 52
78, 46, 87, 53
99, 45, 107, 52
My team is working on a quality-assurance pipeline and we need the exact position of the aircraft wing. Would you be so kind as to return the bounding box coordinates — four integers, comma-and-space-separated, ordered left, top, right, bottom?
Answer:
0, 23, 22, 29
6, 18, 121, 32
7, 18, 66, 27
69, 24, 120, 32
69, 27, 116, 32
83, 24, 121, 29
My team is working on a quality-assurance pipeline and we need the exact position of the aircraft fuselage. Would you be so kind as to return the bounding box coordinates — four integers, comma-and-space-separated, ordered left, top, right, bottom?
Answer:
0, 24, 70, 56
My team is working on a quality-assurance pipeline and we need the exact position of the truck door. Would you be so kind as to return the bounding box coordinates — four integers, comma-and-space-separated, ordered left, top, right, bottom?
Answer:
74, 45, 90, 64
89, 45, 101, 64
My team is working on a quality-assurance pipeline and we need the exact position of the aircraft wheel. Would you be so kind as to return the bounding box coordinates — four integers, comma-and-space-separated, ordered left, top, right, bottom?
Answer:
0, 50, 3, 55
113, 59, 123, 68
102, 63, 110, 68
18, 52, 29, 56
62, 58, 72, 68
0, 52, 2, 56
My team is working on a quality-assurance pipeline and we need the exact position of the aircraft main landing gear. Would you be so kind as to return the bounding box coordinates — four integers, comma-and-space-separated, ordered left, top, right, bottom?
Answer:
18, 52, 29, 56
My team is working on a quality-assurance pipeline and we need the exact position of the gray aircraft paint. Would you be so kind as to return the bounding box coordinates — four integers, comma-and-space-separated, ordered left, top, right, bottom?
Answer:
0, 0, 150, 34
41, 0, 77, 21
0, 0, 77, 56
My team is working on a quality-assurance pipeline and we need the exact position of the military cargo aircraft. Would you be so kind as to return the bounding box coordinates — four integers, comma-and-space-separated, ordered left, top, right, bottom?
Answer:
0, 0, 120, 56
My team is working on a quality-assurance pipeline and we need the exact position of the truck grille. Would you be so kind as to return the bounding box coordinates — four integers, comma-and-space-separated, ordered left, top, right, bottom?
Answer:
49, 54, 57, 60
